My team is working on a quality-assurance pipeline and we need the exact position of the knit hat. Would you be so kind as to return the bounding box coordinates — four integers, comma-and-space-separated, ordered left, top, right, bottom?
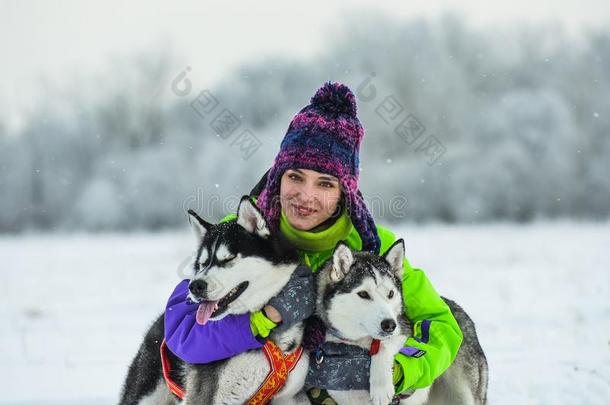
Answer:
256, 81, 381, 254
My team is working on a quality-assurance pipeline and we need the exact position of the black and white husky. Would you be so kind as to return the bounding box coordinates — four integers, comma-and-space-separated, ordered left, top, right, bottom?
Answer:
119, 197, 310, 405
310, 240, 488, 405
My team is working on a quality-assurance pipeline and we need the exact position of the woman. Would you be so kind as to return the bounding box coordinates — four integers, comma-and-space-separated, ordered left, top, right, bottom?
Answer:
164, 82, 463, 403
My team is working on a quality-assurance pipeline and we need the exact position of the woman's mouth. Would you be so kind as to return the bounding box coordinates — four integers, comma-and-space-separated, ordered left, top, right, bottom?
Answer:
292, 203, 317, 217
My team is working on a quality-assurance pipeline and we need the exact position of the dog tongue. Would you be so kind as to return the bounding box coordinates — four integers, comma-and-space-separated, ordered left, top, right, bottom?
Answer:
196, 301, 218, 325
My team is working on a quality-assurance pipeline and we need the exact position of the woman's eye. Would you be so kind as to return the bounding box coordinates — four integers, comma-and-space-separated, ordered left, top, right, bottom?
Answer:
388, 290, 394, 299
320, 182, 334, 188
357, 291, 371, 300
288, 174, 301, 181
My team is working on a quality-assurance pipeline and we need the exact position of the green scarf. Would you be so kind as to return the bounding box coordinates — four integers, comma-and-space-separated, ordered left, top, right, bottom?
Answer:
279, 204, 353, 252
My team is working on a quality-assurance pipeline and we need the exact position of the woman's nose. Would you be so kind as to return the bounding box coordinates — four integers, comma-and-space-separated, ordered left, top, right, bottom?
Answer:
298, 183, 316, 201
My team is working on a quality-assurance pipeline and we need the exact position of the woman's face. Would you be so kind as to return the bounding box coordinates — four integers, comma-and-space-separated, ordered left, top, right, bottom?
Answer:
279, 168, 342, 231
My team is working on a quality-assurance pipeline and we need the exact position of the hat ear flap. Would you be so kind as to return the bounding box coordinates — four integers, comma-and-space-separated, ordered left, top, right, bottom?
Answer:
343, 188, 381, 254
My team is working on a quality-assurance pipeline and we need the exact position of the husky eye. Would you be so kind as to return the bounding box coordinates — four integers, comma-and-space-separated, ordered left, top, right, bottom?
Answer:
357, 291, 371, 300
388, 290, 394, 299
217, 256, 236, 265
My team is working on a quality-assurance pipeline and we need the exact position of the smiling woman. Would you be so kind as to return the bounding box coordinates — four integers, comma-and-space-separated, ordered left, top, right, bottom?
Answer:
280, 168, 343, 231
159, 82, 464, 405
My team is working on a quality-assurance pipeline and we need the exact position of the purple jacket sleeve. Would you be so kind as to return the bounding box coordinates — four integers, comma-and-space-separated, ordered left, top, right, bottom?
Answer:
164, 279, 265, 364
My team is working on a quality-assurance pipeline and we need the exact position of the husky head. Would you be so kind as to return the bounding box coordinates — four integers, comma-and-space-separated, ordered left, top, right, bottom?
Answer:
317, 239, 406, 341
186, 196, 300, 324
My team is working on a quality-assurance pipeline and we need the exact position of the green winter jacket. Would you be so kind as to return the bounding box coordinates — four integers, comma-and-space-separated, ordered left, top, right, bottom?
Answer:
220, 199, 463, 394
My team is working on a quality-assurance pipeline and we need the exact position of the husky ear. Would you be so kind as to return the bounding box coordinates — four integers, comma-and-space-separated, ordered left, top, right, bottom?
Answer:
236, 196, 270, 238
383, 238, 405, 279
331, 241, 354, 282
187, 209, 211, 242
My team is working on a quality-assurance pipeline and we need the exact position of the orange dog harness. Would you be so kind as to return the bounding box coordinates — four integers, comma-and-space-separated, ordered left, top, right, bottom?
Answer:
160, 338, 304, 404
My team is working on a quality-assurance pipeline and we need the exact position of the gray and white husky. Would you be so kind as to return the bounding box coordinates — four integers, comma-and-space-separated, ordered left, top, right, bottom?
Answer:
119, 197, 310, 405
311, 240, 488, 405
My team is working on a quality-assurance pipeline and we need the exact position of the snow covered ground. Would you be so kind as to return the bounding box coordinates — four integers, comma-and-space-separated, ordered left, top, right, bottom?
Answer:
1, 221, 609, 404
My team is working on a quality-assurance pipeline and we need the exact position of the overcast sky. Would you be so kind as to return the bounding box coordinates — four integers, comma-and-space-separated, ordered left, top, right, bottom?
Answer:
1, 0, 609, 132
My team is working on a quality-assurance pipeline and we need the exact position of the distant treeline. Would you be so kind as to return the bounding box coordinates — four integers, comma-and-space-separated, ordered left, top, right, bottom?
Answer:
1, 13, 608, 232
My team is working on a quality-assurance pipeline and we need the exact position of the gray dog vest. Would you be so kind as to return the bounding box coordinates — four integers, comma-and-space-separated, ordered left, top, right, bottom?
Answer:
304, 341, 371, 391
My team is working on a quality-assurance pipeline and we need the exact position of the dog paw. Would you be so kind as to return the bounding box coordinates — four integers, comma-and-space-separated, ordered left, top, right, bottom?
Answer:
369, 381, 395, 405
369, 352, 396, 405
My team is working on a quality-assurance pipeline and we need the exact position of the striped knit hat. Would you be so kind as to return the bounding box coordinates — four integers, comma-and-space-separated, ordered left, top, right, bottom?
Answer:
256, 81, 381, 254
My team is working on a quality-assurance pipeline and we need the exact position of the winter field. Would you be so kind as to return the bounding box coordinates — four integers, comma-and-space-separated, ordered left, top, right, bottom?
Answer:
1, 221, 609, 404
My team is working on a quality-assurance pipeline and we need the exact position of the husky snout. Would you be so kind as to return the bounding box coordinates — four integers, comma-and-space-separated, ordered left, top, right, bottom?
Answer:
188, 279, 208, 300
380, 318, 396, 334
372, 310, 400, 338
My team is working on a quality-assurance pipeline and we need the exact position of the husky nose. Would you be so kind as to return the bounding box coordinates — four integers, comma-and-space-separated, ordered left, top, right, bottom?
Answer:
189, 280, 207, 297
381, 319, 396, 333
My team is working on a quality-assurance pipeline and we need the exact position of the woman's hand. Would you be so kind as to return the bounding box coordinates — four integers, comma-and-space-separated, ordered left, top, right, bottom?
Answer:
263, 304, 283, 323
265, 264, 315, 332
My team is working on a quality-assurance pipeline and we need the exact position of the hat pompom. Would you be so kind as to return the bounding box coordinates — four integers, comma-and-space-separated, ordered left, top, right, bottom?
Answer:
310, 81, 357, 118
